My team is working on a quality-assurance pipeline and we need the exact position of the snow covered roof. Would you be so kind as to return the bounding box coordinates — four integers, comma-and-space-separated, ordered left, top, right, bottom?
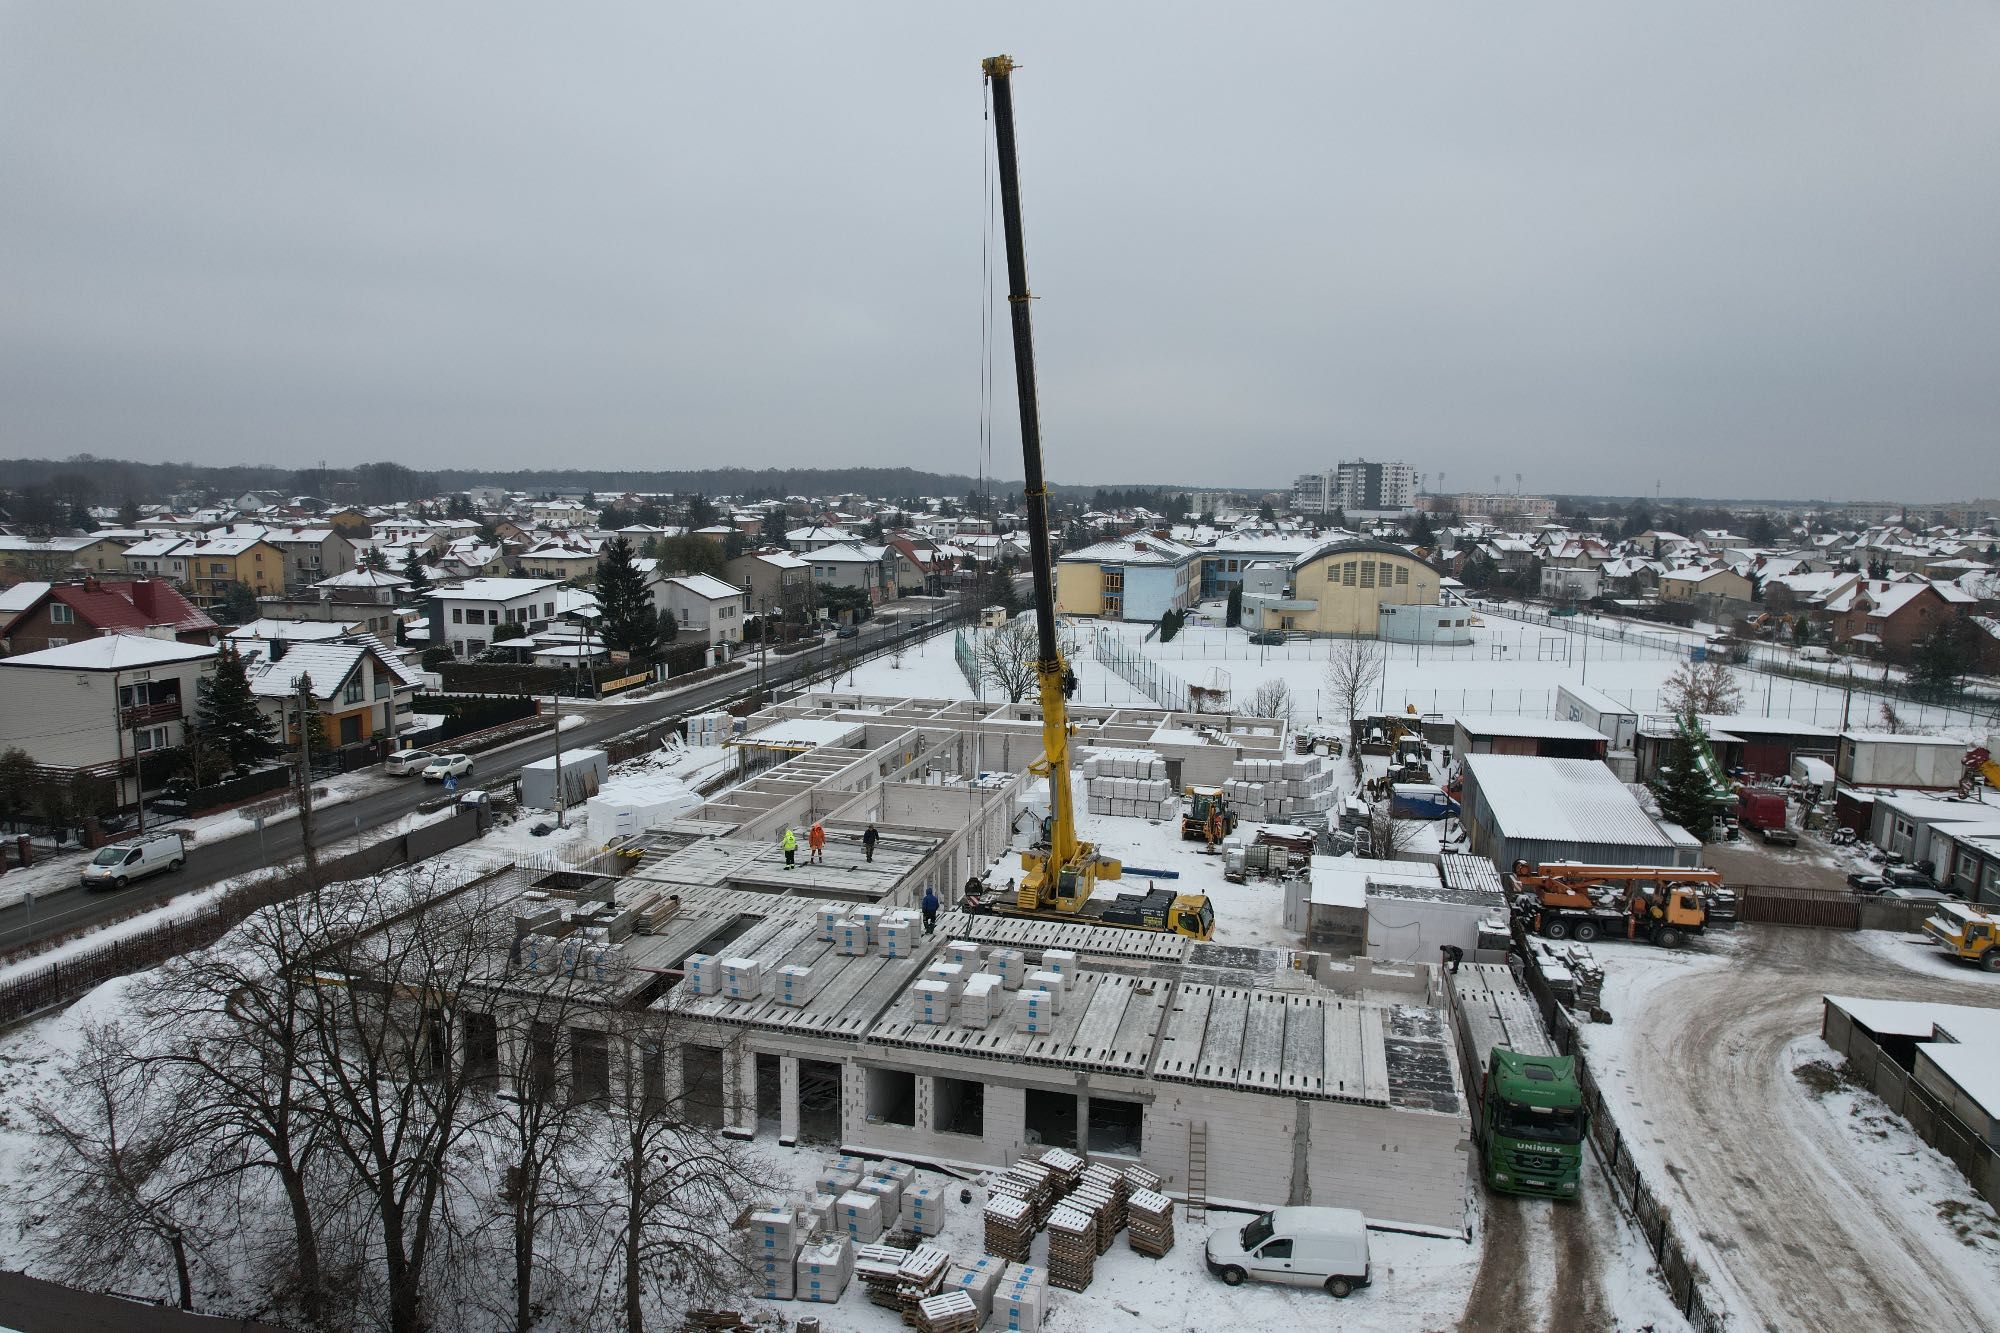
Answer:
1827, 996, 2000, 1117
226, 618, 351, 643
0, 634, 217, 671
666, 573, 745, 602
1454, 715, 1607, 741
1060, 536, 1199, 566
435, 577, 563, 602
1463, 754, 1674, 848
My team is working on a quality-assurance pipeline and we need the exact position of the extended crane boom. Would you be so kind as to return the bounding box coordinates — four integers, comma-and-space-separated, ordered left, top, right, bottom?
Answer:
983, 54, 1120, 914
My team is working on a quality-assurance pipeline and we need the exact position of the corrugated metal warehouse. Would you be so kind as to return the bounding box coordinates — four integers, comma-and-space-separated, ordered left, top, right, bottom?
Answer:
1459, 753, 1700, 869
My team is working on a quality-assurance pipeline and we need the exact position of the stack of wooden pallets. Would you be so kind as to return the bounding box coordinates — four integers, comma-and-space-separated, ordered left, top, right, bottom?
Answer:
1080, 1162, 1130, 1236
1127, 1188, 1175, 1258
913, 1290, 981, 1333
854, 1243, 915, 1312
1045, 1204, 1096, 1292
981, 1192, 1034, 1263
887, 1243, 951, 1324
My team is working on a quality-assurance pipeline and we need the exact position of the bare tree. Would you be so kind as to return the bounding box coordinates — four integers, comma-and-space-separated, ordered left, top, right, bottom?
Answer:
1246, 679, 1295, 725
974, 618, 1040, 702
1368, 801, 1413, 861
32, 1022, 210, 1311
589, 1024, 772, 1333
1322, 636, 1386, 727
1879, 701, 1905, 734
1661, 657, 1743, 716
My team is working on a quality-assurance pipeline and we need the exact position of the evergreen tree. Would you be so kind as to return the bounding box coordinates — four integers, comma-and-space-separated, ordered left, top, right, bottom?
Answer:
197, 646, 282, 774
1653, 711, 1718, 839
1225, 587, 1243, 628
401, 547, 432, 598
1910, 622, 1973, 700
595, 536, 659, 656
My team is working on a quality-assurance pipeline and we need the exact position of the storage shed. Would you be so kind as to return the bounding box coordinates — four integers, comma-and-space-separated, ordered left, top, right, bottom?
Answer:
1458, 754, 1697, 870
1452, 715, 1609, 762
1555, 684, 1639, 753
1838, 732, 1968, 790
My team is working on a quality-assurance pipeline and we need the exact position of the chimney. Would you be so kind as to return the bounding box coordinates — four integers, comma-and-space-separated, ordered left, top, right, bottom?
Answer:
270, 639, 288, 661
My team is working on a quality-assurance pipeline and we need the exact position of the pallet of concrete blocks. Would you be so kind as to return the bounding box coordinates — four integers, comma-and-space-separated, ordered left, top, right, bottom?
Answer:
914, 1290, 980, 1333
834, 917, 871, 956
1025, 970, 1066, 1013
720, 957, 765, 1001
912, 978, 953, 1025
815, 905, 846, 942
923, 960, 966, 997
880, 912, 920, 958
793, 1235, 854, 1303
944, 938, 984, 970
986, 947, 1027, 989
852, 904, 888, 944
903, 1183, 949, 1237
982, 1191, 1035, 1262
1041, 948, 1078, 982
818, 1154, 866, 1196
1015, 987, 1057, 1035
1045, 1204, 1097, 1292
994, 1275, 1047, 1333
858, 1172, 904, 1220
835, 1188, 886, 1243
1127, 1188, 1175, 1257
805, 1191, 837, 1234
683, 952, 721, 996
958, 973, 1003, 1030
774, 964, 817, 1007
943, 1261, 1002, 1323
744, 1205, 797, 1301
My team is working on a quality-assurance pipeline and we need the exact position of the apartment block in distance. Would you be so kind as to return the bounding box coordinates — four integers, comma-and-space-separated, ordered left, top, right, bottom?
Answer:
1292, 459, 1418, 515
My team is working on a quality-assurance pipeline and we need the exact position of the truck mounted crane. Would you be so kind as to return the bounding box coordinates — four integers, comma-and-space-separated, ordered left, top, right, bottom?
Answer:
978, 55, 1211, 941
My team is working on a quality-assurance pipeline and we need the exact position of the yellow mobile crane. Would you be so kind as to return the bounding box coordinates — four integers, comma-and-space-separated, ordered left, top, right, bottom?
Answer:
977, 56, 1212, 941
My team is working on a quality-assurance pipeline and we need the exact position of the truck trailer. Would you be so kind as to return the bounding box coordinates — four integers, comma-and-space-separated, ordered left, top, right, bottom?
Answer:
1448, 962, 1585, 1199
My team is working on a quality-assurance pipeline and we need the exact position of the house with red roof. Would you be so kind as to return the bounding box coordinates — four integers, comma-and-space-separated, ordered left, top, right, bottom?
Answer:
0, 577, 217, 657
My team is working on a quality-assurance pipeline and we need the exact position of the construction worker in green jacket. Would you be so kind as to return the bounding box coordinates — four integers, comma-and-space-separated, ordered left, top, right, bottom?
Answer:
781, 827, 797, 869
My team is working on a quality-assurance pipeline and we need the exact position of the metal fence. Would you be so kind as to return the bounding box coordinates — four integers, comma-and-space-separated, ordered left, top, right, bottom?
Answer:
1516, 952, 1728, 1332
954, 628, 981, 695
1091, 632, 1190, 712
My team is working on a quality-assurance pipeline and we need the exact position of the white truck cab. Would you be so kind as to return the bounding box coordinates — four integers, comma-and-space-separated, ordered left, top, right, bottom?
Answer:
80, 831, 186, 890
1204, 1206, 1372, 1298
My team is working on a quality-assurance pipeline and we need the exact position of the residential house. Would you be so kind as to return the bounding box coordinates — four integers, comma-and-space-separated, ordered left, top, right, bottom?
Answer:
181, 534, 285, 607
1055, 536, 1200, 622
1539, 565, 1602, 602
0, 635, 218, 808
321, 507, 375, 538
121, 535, 194, 587
1826, 579, 1962, 661
884, 536, 948, 596
662, 574, 751, 649
0, 534, 133, 582
518, 536, 604, 583
426, 577, 567, 659
237, 524, 357, 590
806, 543, 892, 606
529, 499, 596, 527
242, 635, 423, 749
0, 578, 216, 656
1659, 565, 1753, 609
725, 548, 812, 615
786, 525, 858, 553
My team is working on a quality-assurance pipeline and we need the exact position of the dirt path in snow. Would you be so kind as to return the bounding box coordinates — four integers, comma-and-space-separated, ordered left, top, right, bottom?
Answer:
1601, 926, 2000, 1330
1457, 1190, 1615, 1333
1458, 1195, 1535, 1331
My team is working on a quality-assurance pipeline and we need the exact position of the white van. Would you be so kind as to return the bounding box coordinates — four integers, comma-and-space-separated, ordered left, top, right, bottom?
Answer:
1204, 1206, 1372, 1298
80, 832, 186, 890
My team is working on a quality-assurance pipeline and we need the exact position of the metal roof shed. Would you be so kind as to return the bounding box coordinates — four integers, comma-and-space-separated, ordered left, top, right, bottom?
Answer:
1459, 754, 1696, 870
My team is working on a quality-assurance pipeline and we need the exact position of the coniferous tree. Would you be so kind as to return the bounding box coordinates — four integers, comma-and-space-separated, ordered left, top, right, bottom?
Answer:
1225, 587, 1243, 627
401, 547, 432, 598
197, 646, 282, 774
596, 536, 659, 656
1653, 711, 1719, 839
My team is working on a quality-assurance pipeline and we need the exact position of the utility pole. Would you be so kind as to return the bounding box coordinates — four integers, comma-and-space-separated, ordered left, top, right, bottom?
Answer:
552, 688, 565, 829
293, 674, 318, 883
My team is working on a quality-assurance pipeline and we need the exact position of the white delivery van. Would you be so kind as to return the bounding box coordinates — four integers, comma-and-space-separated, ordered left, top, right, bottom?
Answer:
80, 832, 186, 890
1204, 1206, 1372, 1298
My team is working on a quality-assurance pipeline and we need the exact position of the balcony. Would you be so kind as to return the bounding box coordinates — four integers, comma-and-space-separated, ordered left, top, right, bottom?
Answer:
121, 698, 183, 728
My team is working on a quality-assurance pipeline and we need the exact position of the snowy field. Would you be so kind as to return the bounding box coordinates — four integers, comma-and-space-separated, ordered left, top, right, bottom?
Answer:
829, 614, 1994, 743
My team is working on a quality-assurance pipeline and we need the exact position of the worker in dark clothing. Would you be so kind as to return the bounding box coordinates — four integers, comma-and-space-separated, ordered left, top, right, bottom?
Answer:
921, 885, 940, 935
863, 824, 880, 862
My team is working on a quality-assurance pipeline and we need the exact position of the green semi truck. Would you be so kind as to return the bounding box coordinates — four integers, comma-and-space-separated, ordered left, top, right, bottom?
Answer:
1448, 962, 1585, 1199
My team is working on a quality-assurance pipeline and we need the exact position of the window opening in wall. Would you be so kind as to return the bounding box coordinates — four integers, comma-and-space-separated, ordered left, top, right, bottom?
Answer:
462, 1011, 499, 1083
799, 1059, 843, 1145
756, 1053, 783, 1135
865, 1067, 916, 1128
1024, 1087, 1078, 1149
682, 1044, 725, 1128
571, 1028, 609, 1103
529, 1021, 557, 1102
933, 1076, 986, 1137
1087, 1095, 1145, 1156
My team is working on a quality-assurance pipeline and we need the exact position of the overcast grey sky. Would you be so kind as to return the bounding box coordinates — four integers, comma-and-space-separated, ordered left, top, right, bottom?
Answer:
3, 3, 1996, 500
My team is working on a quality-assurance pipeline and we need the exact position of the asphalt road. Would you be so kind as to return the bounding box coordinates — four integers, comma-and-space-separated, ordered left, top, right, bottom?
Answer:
0, 615, 935, 955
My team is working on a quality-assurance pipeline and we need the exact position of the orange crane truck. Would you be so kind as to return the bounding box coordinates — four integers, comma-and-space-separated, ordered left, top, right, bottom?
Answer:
1510, 862, 1727, 948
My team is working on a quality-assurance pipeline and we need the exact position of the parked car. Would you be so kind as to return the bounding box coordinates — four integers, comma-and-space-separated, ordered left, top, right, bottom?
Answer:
1846, 872, 1893, 894
81, 832, 185, 890
1248, 631, 1286, 645
1879, 886, 1954, 904
1204, 1206, 1372, 1298
835, 624, 860, 639
422, 753, 473, 782
1886, 865, 1941, 890
385, 748, 435, 776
